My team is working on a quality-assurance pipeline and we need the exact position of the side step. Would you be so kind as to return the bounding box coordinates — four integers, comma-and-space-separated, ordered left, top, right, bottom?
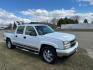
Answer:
16, 46, 39, 55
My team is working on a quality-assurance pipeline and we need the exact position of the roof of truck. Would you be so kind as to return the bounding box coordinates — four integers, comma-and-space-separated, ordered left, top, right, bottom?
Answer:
18, 24, 47, 26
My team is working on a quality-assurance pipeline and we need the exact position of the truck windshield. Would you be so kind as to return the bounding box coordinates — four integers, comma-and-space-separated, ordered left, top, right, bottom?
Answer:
35, 26, 54, 35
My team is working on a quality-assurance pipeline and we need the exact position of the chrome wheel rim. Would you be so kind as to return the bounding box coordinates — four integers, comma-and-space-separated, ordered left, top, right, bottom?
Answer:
43, 49, 53, 62
7, 41, 11, 48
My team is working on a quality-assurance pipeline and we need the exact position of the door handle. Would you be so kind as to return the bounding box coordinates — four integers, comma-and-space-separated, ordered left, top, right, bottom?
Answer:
15, 35, 17, 37
23, 36, 26, 39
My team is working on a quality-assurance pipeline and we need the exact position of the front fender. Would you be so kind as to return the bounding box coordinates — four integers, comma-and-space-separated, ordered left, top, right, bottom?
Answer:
40, 41, 59, 49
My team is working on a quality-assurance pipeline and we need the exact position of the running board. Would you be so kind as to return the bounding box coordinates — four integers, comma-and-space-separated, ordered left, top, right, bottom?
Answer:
16, 46, 39, 54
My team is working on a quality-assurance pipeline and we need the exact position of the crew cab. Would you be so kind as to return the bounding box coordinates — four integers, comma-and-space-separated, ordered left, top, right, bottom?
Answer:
4, 24, 79, 64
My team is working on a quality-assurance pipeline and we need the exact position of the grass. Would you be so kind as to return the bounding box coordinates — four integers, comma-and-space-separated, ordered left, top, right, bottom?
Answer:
0, 43, 93, 70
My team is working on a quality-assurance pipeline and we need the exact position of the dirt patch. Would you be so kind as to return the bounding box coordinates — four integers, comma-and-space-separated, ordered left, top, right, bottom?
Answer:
0, 42, 93, 70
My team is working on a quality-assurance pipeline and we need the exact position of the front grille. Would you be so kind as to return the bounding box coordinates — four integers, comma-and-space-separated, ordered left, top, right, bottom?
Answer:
70, 39, 76, 47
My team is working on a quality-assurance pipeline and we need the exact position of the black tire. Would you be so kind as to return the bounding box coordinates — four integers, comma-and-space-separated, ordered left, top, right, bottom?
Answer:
40, 46, 57, 64
6, 39, 15, 49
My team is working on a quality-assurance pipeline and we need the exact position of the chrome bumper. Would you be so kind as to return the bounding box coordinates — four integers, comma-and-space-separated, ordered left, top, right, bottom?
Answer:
56, 42, 79, 57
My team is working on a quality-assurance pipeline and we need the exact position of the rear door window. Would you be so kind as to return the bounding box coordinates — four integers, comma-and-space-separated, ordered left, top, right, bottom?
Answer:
16, 26, 25, 34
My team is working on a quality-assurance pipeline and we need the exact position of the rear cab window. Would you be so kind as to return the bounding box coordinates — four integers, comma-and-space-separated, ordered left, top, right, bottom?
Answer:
16, 26, 25, 34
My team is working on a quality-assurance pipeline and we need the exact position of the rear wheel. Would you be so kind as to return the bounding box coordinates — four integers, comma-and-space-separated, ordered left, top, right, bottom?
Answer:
6, 39, 15, 49
41, 46, 57, 64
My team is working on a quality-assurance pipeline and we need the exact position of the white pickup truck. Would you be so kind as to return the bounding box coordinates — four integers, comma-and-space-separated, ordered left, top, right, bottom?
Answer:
4, 24, 79, 64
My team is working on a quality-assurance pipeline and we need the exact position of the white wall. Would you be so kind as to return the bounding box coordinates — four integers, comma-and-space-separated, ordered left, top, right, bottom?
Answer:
61, 24, 93, 29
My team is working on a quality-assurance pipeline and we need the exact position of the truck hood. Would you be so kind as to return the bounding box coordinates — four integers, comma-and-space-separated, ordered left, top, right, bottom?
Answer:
44, 32, 75, 41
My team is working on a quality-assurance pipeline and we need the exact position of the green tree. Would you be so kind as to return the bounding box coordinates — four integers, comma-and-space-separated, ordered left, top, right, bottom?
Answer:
83, 19, 88, 23
57, 18, 64, 27
64, 17, 68, 24
57, 18, 79, 27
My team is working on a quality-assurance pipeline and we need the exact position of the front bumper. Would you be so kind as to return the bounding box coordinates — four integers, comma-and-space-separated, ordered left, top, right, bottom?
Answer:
56, 41, 79, 57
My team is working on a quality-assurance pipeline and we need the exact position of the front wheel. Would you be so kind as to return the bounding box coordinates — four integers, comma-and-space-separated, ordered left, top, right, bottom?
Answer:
41, 47, 57, 64
6, 39, 15, 49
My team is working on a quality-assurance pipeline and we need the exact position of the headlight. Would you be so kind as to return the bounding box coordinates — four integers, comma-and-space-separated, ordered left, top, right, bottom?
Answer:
63, 41, 71, 49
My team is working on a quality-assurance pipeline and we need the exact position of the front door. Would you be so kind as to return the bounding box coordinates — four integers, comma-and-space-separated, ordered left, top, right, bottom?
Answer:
22, 26, 39, 50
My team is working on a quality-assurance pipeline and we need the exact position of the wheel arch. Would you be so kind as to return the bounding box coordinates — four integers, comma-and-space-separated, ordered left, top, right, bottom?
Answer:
39, 44, 57, 55
6, 37, 11, 41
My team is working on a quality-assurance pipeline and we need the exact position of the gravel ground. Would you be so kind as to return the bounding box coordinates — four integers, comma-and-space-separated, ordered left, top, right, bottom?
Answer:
0, 43, 93, 70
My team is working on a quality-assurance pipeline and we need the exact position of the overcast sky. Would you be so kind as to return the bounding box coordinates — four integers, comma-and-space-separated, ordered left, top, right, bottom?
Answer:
0, 0, 93, 24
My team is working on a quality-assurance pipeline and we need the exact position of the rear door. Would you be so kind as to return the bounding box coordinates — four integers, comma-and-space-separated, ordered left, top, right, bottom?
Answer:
14, 26, 25, 46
